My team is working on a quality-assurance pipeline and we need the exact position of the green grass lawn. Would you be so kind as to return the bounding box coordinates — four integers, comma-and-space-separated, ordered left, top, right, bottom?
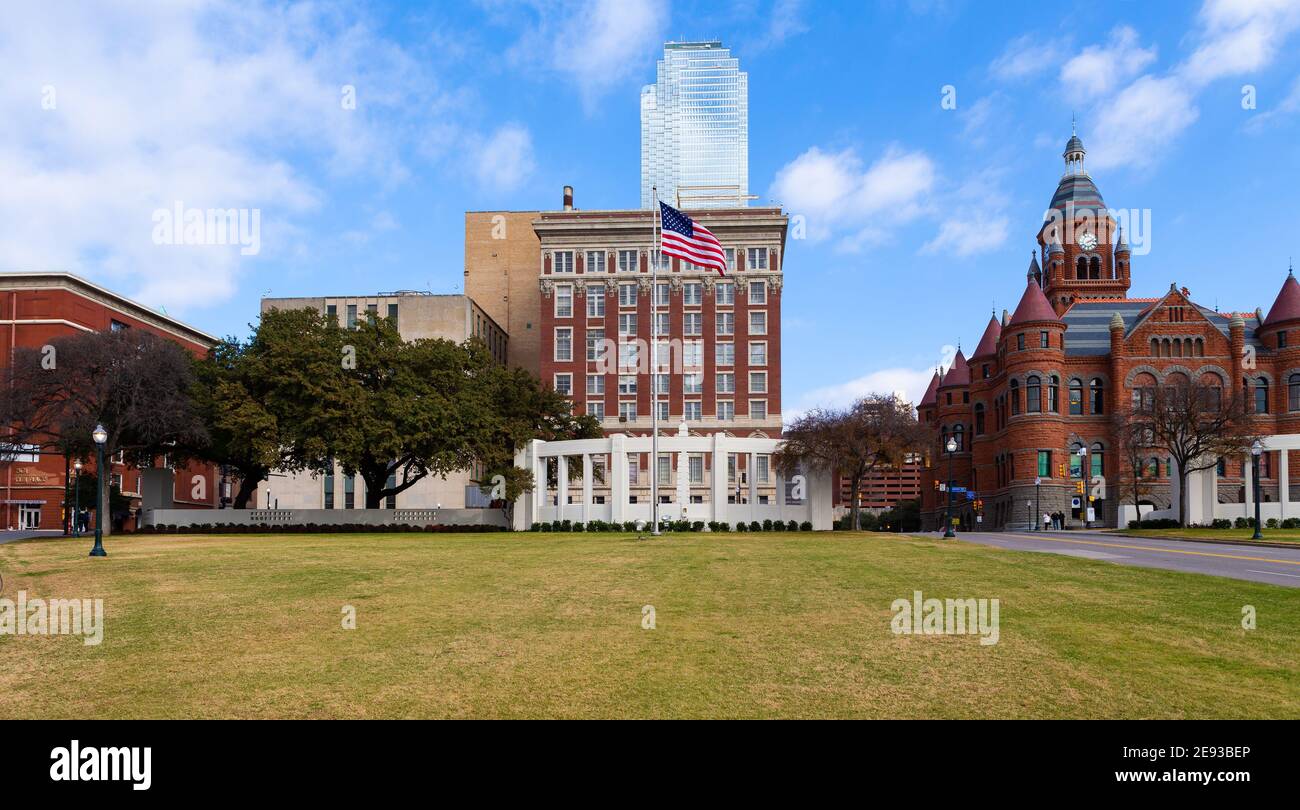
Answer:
2, 531, 1297, 719
1123, 528, 1300, 546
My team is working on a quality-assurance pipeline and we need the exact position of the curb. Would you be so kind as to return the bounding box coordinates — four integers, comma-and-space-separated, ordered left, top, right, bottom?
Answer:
1109, 532, 1300, 551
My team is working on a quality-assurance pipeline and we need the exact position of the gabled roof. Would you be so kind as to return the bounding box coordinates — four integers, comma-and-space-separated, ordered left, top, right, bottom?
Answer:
1262, 271, 1300, 327
1008, 278, 1061, 326
1061, 298, 1262, 357
971, 315, 1001, 358
919, 371, 940, 406
939, 350, 970, 387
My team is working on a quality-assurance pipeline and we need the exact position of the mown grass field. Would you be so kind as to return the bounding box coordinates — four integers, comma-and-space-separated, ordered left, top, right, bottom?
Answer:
1123, 528, 1300, 546
1, 531, 1297, 719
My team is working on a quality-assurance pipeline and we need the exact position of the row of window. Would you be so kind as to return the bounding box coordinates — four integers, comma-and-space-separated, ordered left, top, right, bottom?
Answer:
552, 248, 770, 274
582, 399, 772, 421
555, 330, 769, 366
553, 279, 770, 317
557, 371, 769, 396
970, 377, 1107, 434
556, 293, 769, 335
322, 467, 397, 510
326, 302, 398, 329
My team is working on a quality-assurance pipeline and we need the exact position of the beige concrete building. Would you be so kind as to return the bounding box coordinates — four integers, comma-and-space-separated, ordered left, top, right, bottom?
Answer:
253, 291, 507, 510
464, 209, 542, 372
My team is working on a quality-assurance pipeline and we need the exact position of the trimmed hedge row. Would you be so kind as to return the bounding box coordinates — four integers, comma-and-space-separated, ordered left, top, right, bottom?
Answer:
529, 519, 814, 533
132, 523, 501, 535
1128, 516, 1300, 530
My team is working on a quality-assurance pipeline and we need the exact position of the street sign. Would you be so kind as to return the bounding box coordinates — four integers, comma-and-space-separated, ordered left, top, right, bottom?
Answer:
965, 491, 975, 500
950, 486, 967, 494
1071, 496, 1081, 508
1086, 507, 1096, 522
1035, 476, 1042, 486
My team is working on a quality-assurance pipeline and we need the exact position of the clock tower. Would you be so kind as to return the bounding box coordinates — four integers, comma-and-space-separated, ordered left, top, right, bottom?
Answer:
1035, 127, 1131, 314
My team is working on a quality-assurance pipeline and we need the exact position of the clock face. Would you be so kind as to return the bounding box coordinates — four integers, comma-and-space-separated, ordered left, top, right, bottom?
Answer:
1079, 231, 1098, 251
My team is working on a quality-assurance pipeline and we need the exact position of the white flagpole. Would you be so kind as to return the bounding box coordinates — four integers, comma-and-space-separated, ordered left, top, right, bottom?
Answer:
651, 188, 660, 536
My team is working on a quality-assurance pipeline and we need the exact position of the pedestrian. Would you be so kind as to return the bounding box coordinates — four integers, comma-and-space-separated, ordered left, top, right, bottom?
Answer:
1042, 512, 1051, 531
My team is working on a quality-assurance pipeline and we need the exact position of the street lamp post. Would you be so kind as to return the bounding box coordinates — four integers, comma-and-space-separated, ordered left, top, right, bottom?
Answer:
89, 424, 108, 557
1035, 476, 1042, 532
943, 437, 958, 538
72, 460, 83, 538
1078, 445, 1090, 530
1251, 440, 1264, 540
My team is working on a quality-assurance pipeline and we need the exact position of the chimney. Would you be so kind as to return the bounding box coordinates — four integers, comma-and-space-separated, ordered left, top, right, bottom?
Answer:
563, 185, 574, 211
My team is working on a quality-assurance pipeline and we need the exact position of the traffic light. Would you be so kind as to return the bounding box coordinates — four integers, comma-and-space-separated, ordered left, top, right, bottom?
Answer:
1075, 480, 1085, 495
1058, 463, 1066, 478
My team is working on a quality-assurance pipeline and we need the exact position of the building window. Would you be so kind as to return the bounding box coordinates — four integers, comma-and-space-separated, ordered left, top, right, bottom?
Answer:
1048, 375, 1060, 412
323, 464, 335, 509
1280, 331, 1288, 349
110, 319, 129, 332
587, 401, 605, 419
1069, 379, 1083, 415
724, 248, 737, 272
717, 400, 735, 421
654, 312, 670, 337
1070, 444, 1084, 478
326, 304, 337, 323
1038, 450, 1051, 478
749, 281, 767, 305
1091, 443, 1105, 478
587, 328, 605, 361
750, 400, 767, 420
684, 372, 703, 394
688, 454, 705, 483
554, 251, 574, 273
747, 248, 768, 270
1255, 377, 1270, 414
717, 372, 735, 393
618, 313, 637, 335
717, 312, 735, 335
554, 284, 573, 317
553, 374, 572, 395
974, 403, 985, 435
618, 249, 638, 272
716, 282, 735, 306
982, 364, 990, 380
347, 304, 358, 329
749, 311, 767, 335
1009, 379, 1021, 415
749, 342, 767, 366
344, 474, 355, 509
619, 401, 637, 421
387, 303, 398, 323
749, 371, 767, 393
586, 251, 606, 273
618, 375, 637, 395
717, 342, 735, 366
655, 400, 669, 421
1027, 375, 1041, 413
1289, 374, 1300, 412
684, 401, 702, 421
587, 374, 604, 395
684, 312, 702, 336
1090, 378, 1105, 414
1040, 331, 1049, 348
618, 283, 637, 307
655, 282, 671, 307
586, 286, 605, 317
684, 282, 703, 306
1016, 333, 1025, 351
554, 328, 572, 361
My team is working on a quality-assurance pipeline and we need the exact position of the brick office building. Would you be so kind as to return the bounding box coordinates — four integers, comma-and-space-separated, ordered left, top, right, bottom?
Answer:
920, 131, 1299, 530
466, 188, 788, 508
0, 272, 220, 531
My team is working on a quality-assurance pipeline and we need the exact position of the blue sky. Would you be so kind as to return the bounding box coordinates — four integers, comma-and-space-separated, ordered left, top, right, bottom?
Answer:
3, 0, 1299, 415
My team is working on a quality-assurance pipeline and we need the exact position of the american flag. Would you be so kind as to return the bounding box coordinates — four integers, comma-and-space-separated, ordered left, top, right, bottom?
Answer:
659, 201, 727, 276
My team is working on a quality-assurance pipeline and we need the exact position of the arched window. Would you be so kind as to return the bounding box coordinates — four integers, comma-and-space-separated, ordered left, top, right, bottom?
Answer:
1070, 442, 1084, 478
1090, 442, 1105, 479
974, 403, 986, 435
1216, 457, 1226, 477
940, 425, 948, 451
1255, 377, 1270, 414
1076, 257, 1087, 279
1048, 375, 1060, 412
1026, 375, 1042, 413
953, 424, 965, 452
1069, 379, 1083, 414
1089, 256, 1100, 279
1009, 379, 1021, 415
1289, 374, 1300, 412
1090, 378, 1105, 414
1150, 458, 1163, 478
1150, 338, 1159, 356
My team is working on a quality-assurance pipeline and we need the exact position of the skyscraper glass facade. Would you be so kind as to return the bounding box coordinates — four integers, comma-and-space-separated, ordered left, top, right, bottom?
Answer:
640, 41, 748, 210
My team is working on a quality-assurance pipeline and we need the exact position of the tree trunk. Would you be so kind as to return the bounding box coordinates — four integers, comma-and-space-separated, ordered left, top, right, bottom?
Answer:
362, 466, 388, 509
233, 473, 262, 510
99, 469, 113, 537
848, 476, 861, 531
1177, 470, 1189, 526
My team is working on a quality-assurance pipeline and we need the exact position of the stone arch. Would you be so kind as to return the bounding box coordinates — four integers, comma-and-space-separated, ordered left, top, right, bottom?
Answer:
1125, 364, 1162, 387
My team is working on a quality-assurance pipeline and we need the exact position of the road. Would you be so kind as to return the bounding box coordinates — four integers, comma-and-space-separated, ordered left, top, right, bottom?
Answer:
921, 529, 1300, 588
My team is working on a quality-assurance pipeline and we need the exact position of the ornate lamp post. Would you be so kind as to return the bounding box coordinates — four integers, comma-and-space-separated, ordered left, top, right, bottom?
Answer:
72, 460, 83, 538
89, 424, 108, 557
1251, 440, 1264, 540
943, 437, 958, 538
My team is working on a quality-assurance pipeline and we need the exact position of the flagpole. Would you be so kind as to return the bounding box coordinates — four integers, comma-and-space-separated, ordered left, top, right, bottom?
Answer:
650, 186, 661, 536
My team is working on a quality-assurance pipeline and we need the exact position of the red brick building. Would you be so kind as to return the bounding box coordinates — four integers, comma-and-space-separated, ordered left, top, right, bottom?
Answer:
920, 131, 1298, 530
1, 272, 219, 531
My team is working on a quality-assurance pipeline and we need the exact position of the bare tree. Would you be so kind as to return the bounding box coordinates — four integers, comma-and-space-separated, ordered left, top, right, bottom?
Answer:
0, 329, 207, 535
1112, 411, 1156, 524
775, 394, 928, 531
1140, 379, 1259, 526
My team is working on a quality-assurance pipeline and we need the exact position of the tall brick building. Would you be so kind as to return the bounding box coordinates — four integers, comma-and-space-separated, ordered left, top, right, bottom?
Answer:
920, 131, 1298, 530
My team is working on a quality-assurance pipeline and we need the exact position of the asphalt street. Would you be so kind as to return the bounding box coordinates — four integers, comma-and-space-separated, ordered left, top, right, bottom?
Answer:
922, 529, 1300, 588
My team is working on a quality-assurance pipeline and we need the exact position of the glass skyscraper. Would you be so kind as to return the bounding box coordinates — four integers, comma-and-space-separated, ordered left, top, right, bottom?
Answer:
640, 41, 748, 210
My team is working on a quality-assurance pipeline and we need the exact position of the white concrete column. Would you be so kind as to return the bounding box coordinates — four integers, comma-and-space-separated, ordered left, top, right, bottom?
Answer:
582, 453, 593, 523
557, 455, 569, 521
748, 452, 758, 520
611, 435, 627, 524
710, 434, 724, 523
1281, 451, 1289, 518
676, 449, 689, 519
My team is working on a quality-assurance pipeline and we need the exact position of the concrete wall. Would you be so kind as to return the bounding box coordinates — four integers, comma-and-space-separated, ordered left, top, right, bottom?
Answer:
464, 210, 542, 373
141, 507, 508, 528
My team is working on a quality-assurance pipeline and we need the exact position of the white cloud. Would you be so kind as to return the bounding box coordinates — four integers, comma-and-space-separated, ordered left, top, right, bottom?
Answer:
505, 0, 668, 110
990, 34, 1059, 80
473, 123, 536, 192
922, 217, 1011, 257
1182, 0, 1300, 85
1059, 26, 1157, 102
769, 145, 936, 251
785, 344, 957, 421
1245, 74, 1300, 130
1088, 75, 1199, 170
749, 0, 811, 52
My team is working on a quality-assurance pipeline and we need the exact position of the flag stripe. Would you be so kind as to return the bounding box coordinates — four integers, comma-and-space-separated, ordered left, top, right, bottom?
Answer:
658, 200, 728, 276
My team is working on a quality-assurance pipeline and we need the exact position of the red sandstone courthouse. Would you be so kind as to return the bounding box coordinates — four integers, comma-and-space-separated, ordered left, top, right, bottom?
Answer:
920, 132, 1300, 530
